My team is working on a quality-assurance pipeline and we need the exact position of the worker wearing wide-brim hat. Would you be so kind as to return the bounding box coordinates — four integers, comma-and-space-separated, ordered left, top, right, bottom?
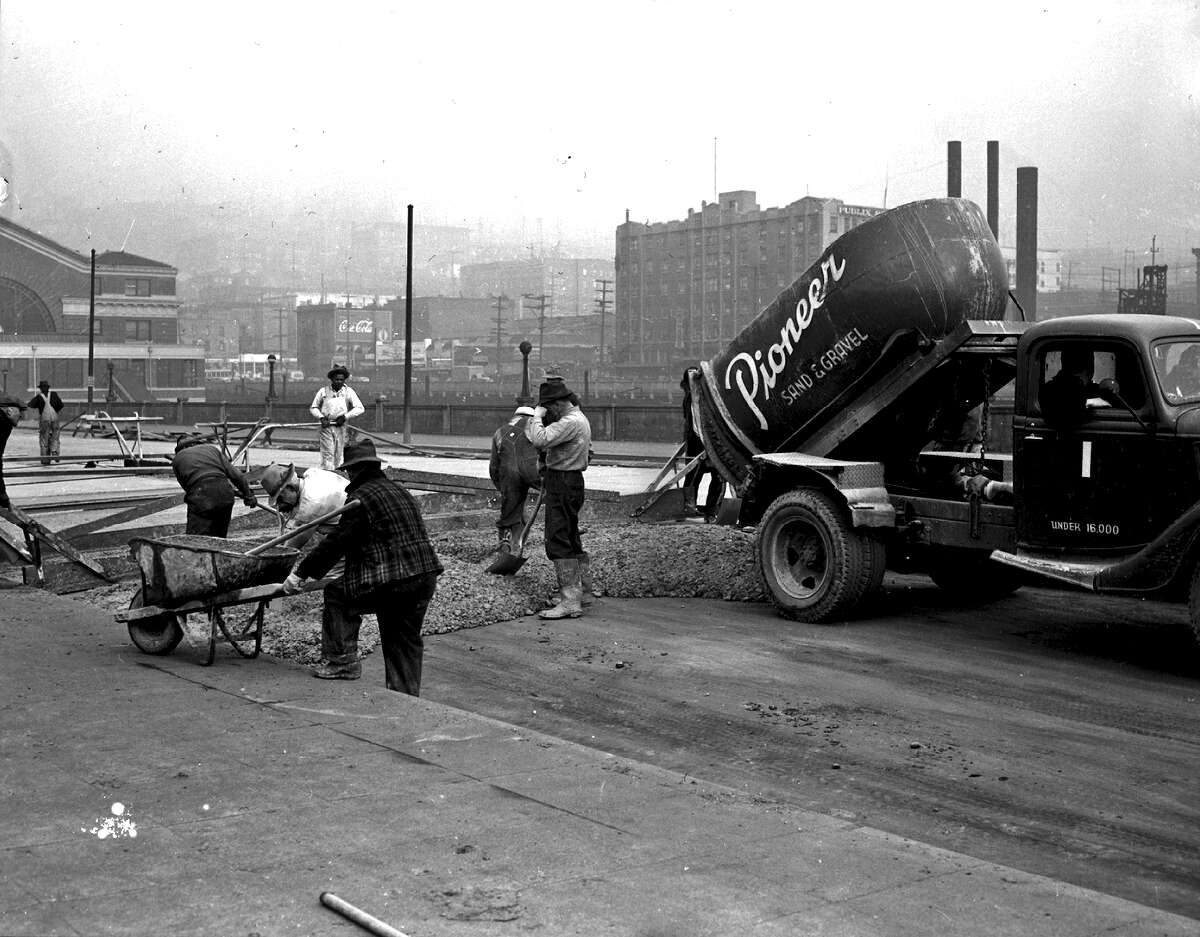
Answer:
280, 438, 443, 694
309, 365, 365, 471
525, 377, 593, 618
258, 462, 350, 549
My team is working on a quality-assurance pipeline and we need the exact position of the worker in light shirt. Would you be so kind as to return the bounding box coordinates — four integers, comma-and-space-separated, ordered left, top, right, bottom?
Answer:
525, 377, 592, 619
309, 365, 365, 470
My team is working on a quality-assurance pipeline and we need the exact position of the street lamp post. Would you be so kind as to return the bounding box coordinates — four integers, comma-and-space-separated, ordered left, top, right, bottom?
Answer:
518, 340, 533, 405
266, 353, 277, 418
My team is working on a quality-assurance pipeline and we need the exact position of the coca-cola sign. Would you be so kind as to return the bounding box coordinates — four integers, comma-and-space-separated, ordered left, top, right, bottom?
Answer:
337, 318, 375, 344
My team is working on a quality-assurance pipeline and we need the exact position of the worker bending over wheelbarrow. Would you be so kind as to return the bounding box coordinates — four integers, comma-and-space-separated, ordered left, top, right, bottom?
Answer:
280, 439, 443, 695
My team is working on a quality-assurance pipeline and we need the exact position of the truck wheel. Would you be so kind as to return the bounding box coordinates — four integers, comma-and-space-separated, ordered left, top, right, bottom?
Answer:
755, 489, 885, 623
926, 548, 1023, 601
126, 588, 184, 655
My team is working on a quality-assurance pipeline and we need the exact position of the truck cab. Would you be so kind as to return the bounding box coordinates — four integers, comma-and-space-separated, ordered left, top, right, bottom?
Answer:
998, 314, 1200, 600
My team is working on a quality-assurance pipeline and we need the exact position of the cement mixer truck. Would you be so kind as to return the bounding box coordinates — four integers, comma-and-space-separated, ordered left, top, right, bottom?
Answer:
684, 197, 1200, 642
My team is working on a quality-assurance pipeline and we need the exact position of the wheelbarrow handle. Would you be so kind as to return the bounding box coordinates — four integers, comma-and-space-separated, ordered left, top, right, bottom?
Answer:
245, 501, 361, 556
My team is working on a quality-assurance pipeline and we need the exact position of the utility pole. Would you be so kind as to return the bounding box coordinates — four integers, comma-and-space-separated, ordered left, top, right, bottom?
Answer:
523, 293, 549, 367
594, 278, 613, 369
492, 294, 508, 383
1191, 247, 1200, 317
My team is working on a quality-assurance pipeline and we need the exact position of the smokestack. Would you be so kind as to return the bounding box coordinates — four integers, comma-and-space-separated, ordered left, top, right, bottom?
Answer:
1016, 166, 1038, 320
947, 141, 962, 198
986, 141, 999, 240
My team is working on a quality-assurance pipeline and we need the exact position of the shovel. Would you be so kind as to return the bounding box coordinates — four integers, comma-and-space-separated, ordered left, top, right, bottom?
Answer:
487, 488, 545, 575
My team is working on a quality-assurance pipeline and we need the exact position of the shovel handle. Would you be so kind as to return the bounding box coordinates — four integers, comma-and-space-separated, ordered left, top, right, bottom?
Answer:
512, 487, 546, 557
245, 501, 360, 555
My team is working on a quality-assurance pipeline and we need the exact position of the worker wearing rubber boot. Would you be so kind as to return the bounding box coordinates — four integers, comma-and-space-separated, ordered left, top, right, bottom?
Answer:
488, 405, 540, 553
309, 366, 365, 471
525, 378, 592, 619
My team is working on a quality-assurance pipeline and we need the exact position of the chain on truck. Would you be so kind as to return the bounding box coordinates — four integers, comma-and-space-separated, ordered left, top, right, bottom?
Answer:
682, 197, 1200, 645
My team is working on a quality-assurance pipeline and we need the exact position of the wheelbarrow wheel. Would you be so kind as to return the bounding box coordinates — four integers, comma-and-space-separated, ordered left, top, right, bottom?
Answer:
126, 587, 184, 655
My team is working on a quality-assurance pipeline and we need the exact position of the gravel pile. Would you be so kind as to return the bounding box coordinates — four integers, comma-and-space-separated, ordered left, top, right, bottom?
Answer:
78, 520, 766, 665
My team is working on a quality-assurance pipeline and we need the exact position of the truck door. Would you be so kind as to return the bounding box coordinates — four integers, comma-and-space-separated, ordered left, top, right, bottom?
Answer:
1013, 340, 1157, 552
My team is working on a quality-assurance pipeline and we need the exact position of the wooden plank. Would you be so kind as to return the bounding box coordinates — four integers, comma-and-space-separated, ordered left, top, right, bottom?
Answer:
0, 504, 114, 580
56, 493, 186, 539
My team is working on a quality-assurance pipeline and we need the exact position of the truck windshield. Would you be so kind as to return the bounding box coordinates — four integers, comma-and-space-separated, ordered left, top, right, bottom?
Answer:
1152, 340, 1200, 404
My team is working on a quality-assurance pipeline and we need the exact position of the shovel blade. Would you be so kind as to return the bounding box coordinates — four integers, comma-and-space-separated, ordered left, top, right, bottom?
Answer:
486, 552, 528, 575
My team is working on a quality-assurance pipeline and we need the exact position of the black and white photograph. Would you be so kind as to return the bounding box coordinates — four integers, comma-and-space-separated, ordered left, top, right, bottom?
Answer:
1, 1, 1198, 934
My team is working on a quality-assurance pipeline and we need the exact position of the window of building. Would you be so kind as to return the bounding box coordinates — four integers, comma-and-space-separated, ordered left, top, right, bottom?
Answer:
124, 278, 151, 297
125, 319, 152, 341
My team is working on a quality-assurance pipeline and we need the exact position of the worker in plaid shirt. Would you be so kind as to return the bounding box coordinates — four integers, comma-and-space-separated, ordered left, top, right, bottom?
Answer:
282, 438, 443, 694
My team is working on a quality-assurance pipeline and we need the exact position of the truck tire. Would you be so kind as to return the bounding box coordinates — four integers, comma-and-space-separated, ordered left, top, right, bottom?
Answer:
926, 548, 1023, 601
755, 489, 885, 623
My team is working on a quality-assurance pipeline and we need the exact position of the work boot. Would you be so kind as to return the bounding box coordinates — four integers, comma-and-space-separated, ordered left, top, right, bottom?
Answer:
577, 552, 596, 607
311, 660, 362, 680
539, 558, 583, 619
682, 486, 700, 515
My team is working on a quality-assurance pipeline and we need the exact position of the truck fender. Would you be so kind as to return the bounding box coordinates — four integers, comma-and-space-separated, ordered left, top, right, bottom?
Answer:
1095, 497, 1200, 595
741, 456, 895, 530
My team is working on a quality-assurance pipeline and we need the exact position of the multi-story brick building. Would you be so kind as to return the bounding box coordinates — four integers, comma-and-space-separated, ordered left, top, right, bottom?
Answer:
614, 190, 884, 368
0, 217, 202, 400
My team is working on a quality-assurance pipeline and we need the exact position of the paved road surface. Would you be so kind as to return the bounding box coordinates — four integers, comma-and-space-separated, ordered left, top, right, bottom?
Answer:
423, 576, 1200, 919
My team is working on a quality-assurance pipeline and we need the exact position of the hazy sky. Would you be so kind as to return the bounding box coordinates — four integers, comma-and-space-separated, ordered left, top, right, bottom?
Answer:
1, 0, 1198, 257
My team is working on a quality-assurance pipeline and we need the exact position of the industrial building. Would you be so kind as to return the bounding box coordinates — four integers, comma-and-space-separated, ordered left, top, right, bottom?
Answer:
614, 191, 885, 369
0, 217, 203, 401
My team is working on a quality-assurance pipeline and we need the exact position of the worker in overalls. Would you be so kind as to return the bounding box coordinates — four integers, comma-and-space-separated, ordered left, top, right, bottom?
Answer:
309, 366, 365, 471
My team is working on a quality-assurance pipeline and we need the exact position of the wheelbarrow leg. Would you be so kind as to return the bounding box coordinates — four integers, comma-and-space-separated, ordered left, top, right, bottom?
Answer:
207, 601, 266, 662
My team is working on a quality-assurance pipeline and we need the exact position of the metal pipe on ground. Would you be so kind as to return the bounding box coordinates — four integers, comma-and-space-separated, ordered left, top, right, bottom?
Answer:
319, 892, 410, 937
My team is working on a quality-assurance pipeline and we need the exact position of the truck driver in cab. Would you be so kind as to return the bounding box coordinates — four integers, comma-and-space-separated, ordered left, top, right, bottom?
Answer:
1038, 347, 1109, 427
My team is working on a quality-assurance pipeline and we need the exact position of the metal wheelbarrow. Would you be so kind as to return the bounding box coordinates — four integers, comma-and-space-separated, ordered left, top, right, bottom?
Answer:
116, 503, 357, 665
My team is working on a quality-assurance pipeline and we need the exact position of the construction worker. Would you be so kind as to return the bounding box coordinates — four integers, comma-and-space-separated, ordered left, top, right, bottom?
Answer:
258, 462, 349, 548
525, 378, 592, 619
281, 439, 443, 694
488, 405, 540, 553
309, 365, 365, 471
171, 435, 258, 537
0, 394, 25, 510
28, 380, 64, 466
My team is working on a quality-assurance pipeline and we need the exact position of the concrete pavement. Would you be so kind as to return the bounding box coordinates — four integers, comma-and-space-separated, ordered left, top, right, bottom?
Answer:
2, 585, 1196, 936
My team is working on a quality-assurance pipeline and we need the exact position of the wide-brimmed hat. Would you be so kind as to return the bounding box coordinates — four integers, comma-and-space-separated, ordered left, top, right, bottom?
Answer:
337, 439, 382, 471
0, 394, 25, 409
328, 365, 350, 380
37, 380, 50, 389
259, 463, 296, 498
537, 380, 572, 406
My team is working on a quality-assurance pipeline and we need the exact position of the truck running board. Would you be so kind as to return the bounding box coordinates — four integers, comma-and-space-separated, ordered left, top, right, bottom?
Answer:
990, 550, 1110, 590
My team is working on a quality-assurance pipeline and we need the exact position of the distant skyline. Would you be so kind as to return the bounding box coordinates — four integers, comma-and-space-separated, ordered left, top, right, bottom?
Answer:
1, 0, 1197, 265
